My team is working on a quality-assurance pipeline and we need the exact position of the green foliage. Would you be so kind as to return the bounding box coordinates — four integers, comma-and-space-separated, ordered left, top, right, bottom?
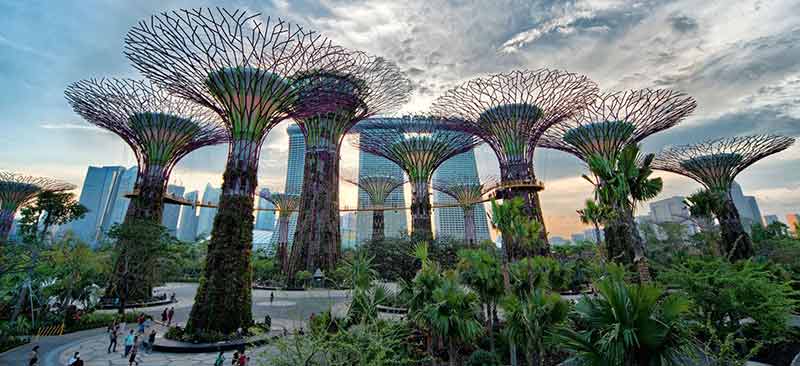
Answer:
556, 274, 696, 366
261, 320, 427, 366
252, 253, 276, 284
44, 236, 110, 309
361, 235, 464, 281
509, 256, 571, 294
661, 257, 797, 343
585, 144, 663, 212
107, 219, 176, 300
457, 248, 504, 305
502, 289, 569, 366
343, 251, 378, 291
65, 311, 144, 333
18, 190, 88, 244
465, 349, 501, 366
490, 197, 545, 254
423, 271, 484, 364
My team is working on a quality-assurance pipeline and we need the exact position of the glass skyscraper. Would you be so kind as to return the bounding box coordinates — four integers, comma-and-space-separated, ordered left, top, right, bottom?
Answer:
104, 166, 137, 234
270, 124, 304, 247
432, 150, 491, 242
162, 184, 185, 236
255, 187, 276, 231
196, 183, 221, 240
70, 165, 127, 244
178, 190, 199, 242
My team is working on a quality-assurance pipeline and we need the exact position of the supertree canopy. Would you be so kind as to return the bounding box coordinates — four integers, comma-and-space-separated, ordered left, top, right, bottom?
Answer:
125, 7, 349, 333
65, 78, 227, 222
260, 192, 301, 275
343, 175, 405, 242
353, 117, 482, 239
431, 69, 598, 259
432, 177, 496, 246
0, 172, 75, 242
538, 89, 696, 264
540, 89, 696, 161
653, 135, 794, 260
288, 52, 411, 277
65, 78, 228, 302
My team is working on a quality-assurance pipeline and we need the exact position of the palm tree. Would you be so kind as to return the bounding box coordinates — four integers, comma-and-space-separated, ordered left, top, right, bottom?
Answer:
556, 271, 696, 366
577, 199, 612, 247
503, 289, 569, 366
424, 271, 484, 366
584, 144, 662, 282
408, 242, 444, 365
456, 247, 505, 352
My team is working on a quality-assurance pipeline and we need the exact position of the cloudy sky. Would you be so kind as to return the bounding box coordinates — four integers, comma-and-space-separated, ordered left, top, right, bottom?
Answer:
1, 0, 799, 237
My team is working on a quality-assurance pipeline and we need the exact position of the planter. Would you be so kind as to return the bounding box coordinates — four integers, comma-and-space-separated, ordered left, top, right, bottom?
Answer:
153, 334, 273, 353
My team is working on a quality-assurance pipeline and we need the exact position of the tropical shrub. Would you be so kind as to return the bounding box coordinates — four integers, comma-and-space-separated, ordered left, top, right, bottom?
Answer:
465, 349, 501, 366
556, 274, 696, 365
423, 271, 483, 366
502, 288, 569, 366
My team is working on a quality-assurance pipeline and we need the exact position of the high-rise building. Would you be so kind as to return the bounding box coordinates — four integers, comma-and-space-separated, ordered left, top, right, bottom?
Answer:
70, 165, 127, 244
268, 124, 305, 248
787, 213, 800, 235
549, 236, 568, 246
340, 212, 357, 249
178, 190, 199, 242
745, 196, 763, 227
647, 196, 698, 236
432, 150, 491, 242
730, 181, 760, 231
104, 166, 137, 233
161, 184, 185, 236
196, 183, 221, 240
255, 187, 276, 231
763, 214, 780, 226
570, 233, 585, 243
583, 228, 604, 243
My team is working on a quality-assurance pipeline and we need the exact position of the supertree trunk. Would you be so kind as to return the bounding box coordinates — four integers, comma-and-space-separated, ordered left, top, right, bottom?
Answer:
187, 139, 257, 334
289, 146, 340, 277
0, 209, 13, 242
410, 180, 433, 240
603, 219, 635, 265
715, 196, 754, 261
108, 167, 167, 302
500, 161, 550, 259
372, 208, 385, 242
463, 205, 476, 246
624, 208, 651, 283
276, 216, 291, 275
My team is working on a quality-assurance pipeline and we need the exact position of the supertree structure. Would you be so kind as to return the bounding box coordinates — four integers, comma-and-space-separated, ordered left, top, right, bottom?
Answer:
65, 78, 227, 301
539, 89, 696, 264
125, 8, 348, 333
0, 172, 75, 243
653, 135, 794, 261
343, 175, 405, 242
431, 69, 598, 259
352, 117, 482, 239
259, 192, 301, 275
288, 52, 411, 276
432, 177, 496, 246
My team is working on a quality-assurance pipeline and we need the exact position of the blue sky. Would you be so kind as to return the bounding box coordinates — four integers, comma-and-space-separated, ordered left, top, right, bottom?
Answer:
2, 0, 799, 236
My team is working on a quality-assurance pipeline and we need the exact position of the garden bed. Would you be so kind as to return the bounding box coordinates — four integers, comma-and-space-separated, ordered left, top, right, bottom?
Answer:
153, 333, 274, 353
97, 297, 176, 310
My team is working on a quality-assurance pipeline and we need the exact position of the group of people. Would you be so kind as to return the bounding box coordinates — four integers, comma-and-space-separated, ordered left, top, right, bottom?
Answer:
214, 350, 250, 366
106, 314, 158, 366
161, 307, 175, 326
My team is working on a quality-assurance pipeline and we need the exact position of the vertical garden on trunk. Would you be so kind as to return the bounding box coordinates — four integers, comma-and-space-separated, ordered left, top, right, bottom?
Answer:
124, 8, 348, 333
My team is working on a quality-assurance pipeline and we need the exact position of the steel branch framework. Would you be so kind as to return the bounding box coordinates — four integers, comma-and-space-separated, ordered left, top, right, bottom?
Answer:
288, 52, 411, 276
65, 78, 227, 222
431, 69, 598, 258
124, 7, 349, 334
344, 175, 405, 241
652, 135, 795, 260
0, 172, 75, 242
539, 89, 696, 161
352, 116, 482, 239
259, 192, 300, 274
432, 176, 497, 245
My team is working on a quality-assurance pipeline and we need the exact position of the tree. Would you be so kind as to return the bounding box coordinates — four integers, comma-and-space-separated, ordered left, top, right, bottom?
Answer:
433, 178, 495, 246
344, 176, 405, 242
577, 199, 612, 248
653, 135, 795, 261
0, 172, 74, 244
126, 8, 349, 334
408, 242, 444, 364
457, 247, 504, 352
353, 117, 482, 240
556, 270, 696, 366
584, 144, 662, 282
424, 271, 483, 366
432, 69, 600, 256
289, 55, 411, 276
502, 289, 569, 366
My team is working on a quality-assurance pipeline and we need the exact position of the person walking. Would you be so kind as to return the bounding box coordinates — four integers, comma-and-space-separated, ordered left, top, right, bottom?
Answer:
231, 351, 239, 365
161, 308, 168, 323
214, 351, 225, 366
107, 323, 119, 353
236, 351, 247, 366
269, 292, 274, 304
137, 314, 146, 334
167, 307, 174, 326
27, 345, 39, 366
67, 352, 79, 366
123, 330, 135, 357
146, 329, 157, 354
128, 336, 139, 366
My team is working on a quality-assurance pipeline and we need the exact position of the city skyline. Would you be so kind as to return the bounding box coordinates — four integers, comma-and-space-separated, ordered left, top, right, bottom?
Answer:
2, 1, 799, 237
